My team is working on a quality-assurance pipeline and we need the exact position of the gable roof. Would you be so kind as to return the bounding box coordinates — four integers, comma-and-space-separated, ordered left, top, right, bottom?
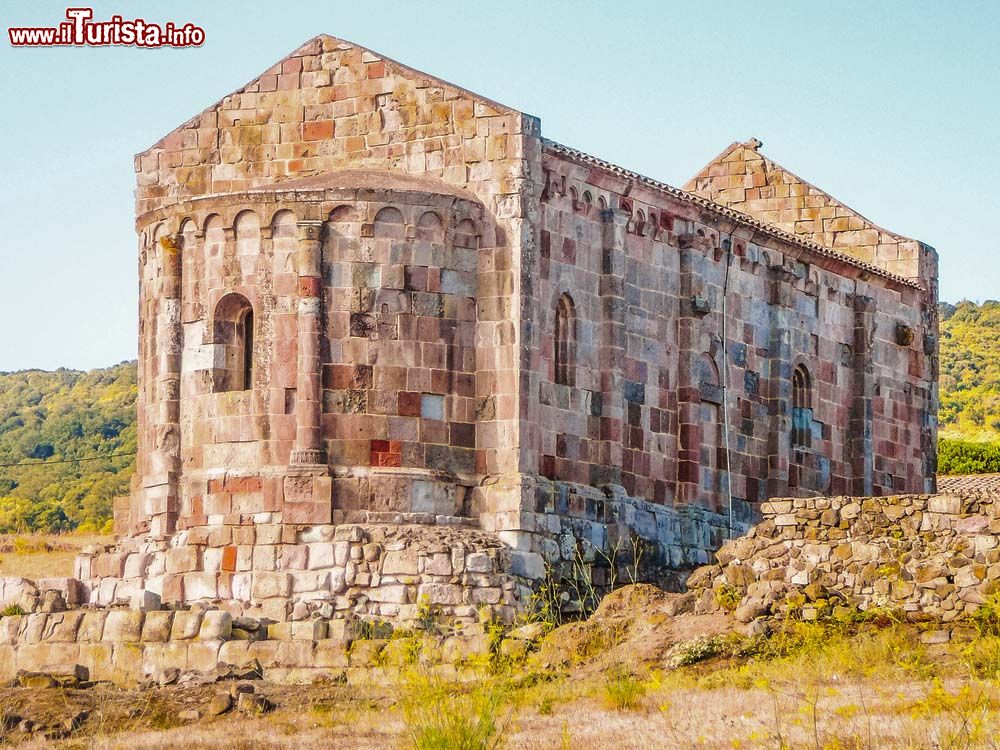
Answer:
684, 139, 925, 278
140, 34, 523, 156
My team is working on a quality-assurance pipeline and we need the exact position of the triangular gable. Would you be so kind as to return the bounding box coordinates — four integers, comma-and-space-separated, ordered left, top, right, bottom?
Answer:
684, 139, 923, 279
135, 35, 533, 217
140, 34, 521, 155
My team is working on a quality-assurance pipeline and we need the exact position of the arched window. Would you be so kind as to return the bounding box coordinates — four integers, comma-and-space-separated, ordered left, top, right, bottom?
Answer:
554, 294, 576, 387
213, 293, 255, 393
792, 365, 812, 448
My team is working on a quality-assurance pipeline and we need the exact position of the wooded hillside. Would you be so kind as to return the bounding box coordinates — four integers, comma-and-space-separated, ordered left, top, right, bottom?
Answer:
0, 363, 136, 533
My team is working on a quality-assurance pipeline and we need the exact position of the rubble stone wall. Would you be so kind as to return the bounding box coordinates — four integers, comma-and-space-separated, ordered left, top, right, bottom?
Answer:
489, 477, 750, 591
688, 493, 1000, 623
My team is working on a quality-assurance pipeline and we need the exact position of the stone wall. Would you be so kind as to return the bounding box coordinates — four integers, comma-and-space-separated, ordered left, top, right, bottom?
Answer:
688, 493, 1000, 624
75, 523, 529, 623
485, 477, 752, 593
528, 144, 937, 515
0, 605, 512, 686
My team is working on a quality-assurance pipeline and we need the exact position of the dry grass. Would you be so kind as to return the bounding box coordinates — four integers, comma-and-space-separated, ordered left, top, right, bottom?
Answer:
4, 665, 1000, 749
0, 533, 111, 579
5, 582, 1000, 748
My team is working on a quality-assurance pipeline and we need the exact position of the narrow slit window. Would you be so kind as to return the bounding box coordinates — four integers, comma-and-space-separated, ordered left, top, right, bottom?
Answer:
792, 365, 812, 448
555, 294, 576, 387
241, 309, 254, 391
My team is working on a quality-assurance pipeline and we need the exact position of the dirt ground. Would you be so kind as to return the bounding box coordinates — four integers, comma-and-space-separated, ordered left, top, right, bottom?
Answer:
1, 673, 996, 750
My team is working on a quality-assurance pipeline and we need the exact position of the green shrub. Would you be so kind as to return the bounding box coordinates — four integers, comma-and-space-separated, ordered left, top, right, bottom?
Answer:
938, 438, 1000, 475
715, 583, 742, 612
962, 636, 1000, 679
354, 618, 393, 640
399, 674, 511, 750
601, 668, 647, 711
665, 634, 735, 668
970, 593, 1000, 637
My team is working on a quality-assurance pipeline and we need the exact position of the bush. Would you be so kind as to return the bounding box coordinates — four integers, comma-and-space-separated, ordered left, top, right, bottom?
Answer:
601, 668, 647, 711
962, 636, 1000, 679
938, 438, 1000, 475
399, 674, 511, 750
665, 634, 734, 668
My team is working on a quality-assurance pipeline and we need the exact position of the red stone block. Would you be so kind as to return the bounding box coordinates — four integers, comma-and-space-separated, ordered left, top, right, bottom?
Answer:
561, 238, 576, 264
299, 276, 322, 296
377, 452, 402, 467
449, 422, 476, 449
221, 546, 237, 572
262, 477, 282, 512
677, 461, 699, 484
431, 370, 450, 393
398, 391, 422, 417
162, 574, 184, 603
284, 502, 331, 525
303, 119, 335, 141
427, 268, 441, 292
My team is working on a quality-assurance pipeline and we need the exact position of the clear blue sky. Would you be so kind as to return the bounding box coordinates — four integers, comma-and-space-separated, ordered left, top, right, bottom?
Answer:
1, 0, 996, 371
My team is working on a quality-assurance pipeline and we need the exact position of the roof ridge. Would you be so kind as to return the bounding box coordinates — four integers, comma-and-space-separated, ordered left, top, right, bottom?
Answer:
542, 138, 922, 291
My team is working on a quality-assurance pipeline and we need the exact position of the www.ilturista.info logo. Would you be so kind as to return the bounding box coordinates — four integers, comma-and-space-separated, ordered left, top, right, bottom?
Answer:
9, 8, 205, 47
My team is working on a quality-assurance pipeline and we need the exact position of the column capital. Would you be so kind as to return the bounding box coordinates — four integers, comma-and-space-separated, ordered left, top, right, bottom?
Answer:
296, 220, 324, 242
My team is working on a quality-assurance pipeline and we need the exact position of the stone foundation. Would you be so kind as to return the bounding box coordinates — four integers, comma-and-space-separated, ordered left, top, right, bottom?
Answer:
494, 478, 754, 591
0, 606, 510, 687
70, 478, 754, 622
75, 522, 530, 624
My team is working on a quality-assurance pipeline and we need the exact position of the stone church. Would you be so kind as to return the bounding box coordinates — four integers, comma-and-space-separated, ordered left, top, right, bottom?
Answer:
80, 36, 938, 620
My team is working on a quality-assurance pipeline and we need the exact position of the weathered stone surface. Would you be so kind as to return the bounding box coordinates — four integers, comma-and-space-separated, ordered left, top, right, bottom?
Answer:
72, 35, 936, 631
170, 612, 203, 641
199, 611, 233, 641
207, 691, 233, 716
688, 495, 1000, 624
237, 693, 272, 715
102, 611, 144, 643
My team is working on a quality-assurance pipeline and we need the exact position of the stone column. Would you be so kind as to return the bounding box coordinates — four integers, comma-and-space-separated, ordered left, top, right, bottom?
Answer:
283, 219, 332, 527
675, 245, 703, 505
290, 220, 327, 468
146, 232, 183, 539
849, 294, 876, 496
595, 208, 629, 486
